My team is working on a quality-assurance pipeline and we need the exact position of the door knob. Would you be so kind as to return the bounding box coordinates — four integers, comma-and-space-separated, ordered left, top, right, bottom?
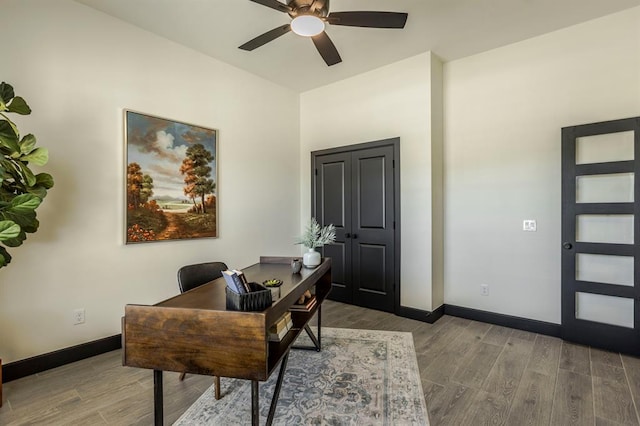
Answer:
345, 233, 351, 238
352, 234, 358, 239
562, 242, 573, 250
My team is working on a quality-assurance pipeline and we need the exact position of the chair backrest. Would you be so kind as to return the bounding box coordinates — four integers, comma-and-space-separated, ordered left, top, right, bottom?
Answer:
177, 261, 228, 293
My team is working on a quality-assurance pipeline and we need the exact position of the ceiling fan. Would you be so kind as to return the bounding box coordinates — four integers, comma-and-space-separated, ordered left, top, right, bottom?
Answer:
239, 0, 408, 66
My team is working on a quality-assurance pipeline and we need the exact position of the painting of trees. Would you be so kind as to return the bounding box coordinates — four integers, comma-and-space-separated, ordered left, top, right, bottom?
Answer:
127, 162, 154, 207
179, 157, 197, 205
180, 143, 215, 214
127, 162, 143, 208
125, 111, 217, 243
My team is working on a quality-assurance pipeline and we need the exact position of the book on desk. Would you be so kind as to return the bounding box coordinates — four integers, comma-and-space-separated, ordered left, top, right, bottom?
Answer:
289, 295, 317, 312
222, 269, 251, 293
268, 312, 294, 342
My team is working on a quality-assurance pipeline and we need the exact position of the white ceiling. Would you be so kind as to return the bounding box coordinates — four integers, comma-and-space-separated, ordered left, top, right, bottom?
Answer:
75, 0, 640, 92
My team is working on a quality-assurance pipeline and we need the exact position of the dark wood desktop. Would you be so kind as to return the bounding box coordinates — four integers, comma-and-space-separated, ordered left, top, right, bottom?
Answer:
122, 256, 331, 426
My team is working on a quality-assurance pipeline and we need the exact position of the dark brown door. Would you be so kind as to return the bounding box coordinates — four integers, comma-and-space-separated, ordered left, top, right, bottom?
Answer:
561, 117, 640, 356
313, 141, 397, 312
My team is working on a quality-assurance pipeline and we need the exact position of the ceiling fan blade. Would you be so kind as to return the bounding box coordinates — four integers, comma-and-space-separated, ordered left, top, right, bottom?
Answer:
239, 24, 291, 51
327, 11, 408, 28
311, 31, 342, 66
248, 0, 291, 14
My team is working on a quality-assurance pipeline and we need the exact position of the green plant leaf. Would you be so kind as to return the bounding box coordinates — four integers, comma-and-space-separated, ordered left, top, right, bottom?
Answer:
0, 158, 22, 184
0, 82, 14, 104
27, 185, 47, 199
22, 217, 39, 233
21, 147, 48, 166
9, 193, 41, 213
0, 116, 19, 140
2, 229, 26, 247
0, 246, 12, 268
35, 172, 54, 189
0, 220, 20, 241
20, 134, 36, 154
0, 208, 36, 228
0, 121, 20, 153
296, 217, 336, 248
16, 161, 36, 186
7, 97, 31, 115
0, 120, 17, 138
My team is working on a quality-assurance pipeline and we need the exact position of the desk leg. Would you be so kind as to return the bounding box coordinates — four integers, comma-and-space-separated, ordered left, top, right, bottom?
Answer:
303, 325, 320, 351
294, 305, 322, 352
317, 303, 322, 350
266, 352, 290, 426
153, 370, 163, 426
251, 381, 259, 426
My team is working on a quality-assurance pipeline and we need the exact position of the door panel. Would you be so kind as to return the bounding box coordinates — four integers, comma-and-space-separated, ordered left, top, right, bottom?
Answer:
576, 292, 634, 328
561, 116, 640, 356
321, 161, 348, 228
575, 253, 634, 286
357, 156, 386, 228
576, 214, 634, 244
322, 242, 348, 298
315, 152, 352, 303
576, 173, 634, 203
575, 130, 634, 164
357, 244, 386, 293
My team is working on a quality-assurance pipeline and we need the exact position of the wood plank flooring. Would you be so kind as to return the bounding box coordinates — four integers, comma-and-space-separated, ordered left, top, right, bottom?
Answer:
1, 300, 639, 425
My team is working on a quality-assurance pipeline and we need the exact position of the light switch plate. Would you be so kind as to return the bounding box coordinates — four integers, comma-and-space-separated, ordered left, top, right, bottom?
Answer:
523, 220, 537, 232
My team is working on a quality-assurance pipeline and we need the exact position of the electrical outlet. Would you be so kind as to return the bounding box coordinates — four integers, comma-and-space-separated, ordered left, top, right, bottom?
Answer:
73, 308, 85, 325
480, 284, 489, 296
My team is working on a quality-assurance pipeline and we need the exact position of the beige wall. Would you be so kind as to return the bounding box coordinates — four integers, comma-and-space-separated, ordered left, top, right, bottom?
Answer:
443, 6, 640, 323
300, 52, 441, 311
0, 0, 300, 363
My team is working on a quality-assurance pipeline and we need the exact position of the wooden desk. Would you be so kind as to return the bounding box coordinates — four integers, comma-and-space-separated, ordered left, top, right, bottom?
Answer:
122, 257, 331, 426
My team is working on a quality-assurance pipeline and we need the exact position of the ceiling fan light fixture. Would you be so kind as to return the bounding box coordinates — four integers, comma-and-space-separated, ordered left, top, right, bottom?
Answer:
291, 15, 325, 37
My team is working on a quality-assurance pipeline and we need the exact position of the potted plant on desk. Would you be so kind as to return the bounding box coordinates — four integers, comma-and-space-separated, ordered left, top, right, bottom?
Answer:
296, 218, 336, 268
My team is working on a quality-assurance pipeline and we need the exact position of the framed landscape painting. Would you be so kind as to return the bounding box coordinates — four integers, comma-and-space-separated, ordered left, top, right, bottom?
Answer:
124, 110, 218, 243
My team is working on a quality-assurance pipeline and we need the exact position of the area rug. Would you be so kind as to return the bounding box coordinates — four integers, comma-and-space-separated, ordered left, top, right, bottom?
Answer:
174, 327, 429, 425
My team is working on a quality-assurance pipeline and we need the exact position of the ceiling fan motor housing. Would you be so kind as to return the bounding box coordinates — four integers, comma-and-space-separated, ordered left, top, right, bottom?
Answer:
287, 0, 330, 18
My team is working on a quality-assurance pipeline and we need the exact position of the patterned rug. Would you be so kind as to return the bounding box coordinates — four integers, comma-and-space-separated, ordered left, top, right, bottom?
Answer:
174, 327, 429, 425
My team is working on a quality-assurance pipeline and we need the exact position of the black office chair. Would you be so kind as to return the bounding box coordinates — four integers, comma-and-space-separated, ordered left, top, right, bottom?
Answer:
177, 261, 228, 293
176, 261, 228, 399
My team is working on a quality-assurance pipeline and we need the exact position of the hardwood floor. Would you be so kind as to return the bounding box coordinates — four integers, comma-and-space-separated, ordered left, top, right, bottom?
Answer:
1, 300, 639, 425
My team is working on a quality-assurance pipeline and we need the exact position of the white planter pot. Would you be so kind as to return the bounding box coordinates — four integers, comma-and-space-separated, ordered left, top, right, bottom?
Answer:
302, 248, 321, 268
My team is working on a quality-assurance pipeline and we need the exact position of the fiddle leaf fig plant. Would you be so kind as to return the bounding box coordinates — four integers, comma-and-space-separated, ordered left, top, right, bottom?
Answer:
0, 82, 54, 269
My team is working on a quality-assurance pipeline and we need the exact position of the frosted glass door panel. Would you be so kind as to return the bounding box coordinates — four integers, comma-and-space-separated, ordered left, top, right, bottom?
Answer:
576, 131, 634, 164
576, 173, 634, 203
576, 253, 634, 286
576, 292, 634, 328
576, 215, 634, 244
